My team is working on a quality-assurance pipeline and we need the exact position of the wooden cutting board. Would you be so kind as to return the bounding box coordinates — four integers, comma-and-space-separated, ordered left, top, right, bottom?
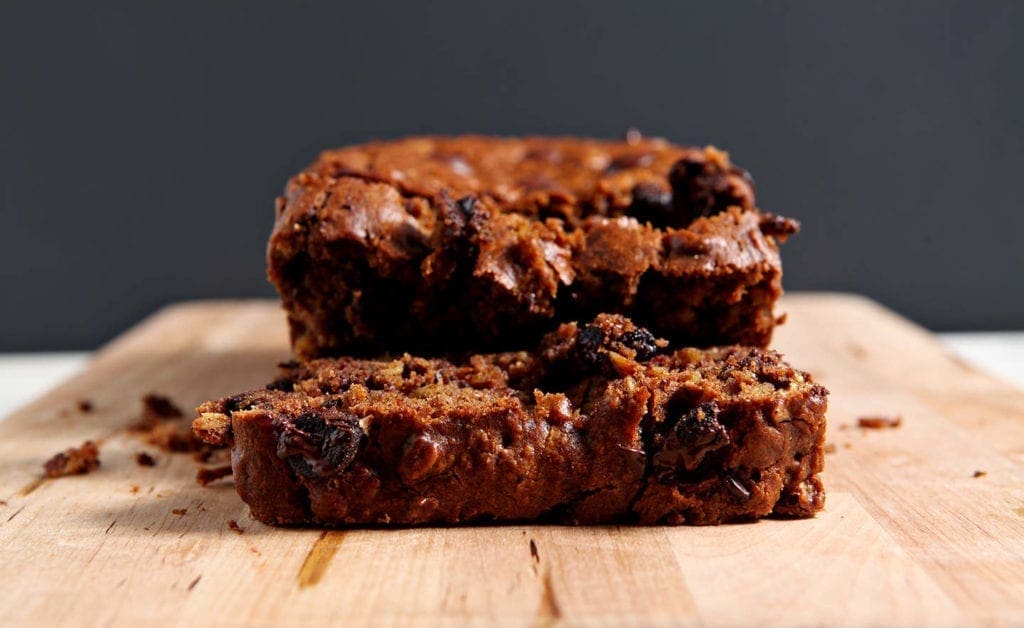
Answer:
1, 293, 1022, 626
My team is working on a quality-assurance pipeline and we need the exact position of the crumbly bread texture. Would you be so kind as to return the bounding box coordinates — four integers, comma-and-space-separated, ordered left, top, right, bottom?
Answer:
268, 135, 798, 359
195, 314, 826, 526
43, 441, 101, 478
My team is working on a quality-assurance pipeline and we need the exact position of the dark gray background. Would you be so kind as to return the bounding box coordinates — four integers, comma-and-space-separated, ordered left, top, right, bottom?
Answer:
2, 1, 1022, 351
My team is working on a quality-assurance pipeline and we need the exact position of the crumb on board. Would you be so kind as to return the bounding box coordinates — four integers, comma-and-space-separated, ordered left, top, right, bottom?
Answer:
129, 392, 223, 459
129, 393, 183, 434
973, 470, 988, 478
135, 452, 157, 467
843, 442, 852, 449
196, 465, 233, 486
857, 415, 902, 429
823, 443, 837, 454
226, 519, 244, 534
137, 421, 210, 453
172, 508, 187, 516
141, 393, 183, 421
76, 399, 94, 413
130, 484, 141, 494
43, 441, 101, 478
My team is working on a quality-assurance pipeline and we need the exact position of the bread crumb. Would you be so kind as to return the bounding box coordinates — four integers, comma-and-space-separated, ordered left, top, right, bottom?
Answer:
76, 399, 94, 413
196, 465, 233, 486
130, 393, 182, 432
973, 470, 987, 478
857, 415, 902, 429
172, 508, 187, 516
823, 443, 837, 454
135, 452, 157, 467
43, 441, 100, 477
129, 393, 220, 457
226, 519, 244, 534
141, 393, 183, 420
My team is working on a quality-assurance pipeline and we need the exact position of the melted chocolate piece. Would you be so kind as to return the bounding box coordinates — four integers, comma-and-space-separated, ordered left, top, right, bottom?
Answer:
628, 182, 673, 226
722, 474, 752, 502
668, 154, 755, 226
277, 411, 363, 478
619, 329, 659, 361
652, 402, 730, 478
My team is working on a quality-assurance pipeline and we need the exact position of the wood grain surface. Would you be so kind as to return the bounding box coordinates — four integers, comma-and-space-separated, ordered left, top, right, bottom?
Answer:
1, 294, 1021, 627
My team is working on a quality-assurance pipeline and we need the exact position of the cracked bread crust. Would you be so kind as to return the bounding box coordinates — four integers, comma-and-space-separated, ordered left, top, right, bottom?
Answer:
268, 135, 797, 359
194, 314, 826, 526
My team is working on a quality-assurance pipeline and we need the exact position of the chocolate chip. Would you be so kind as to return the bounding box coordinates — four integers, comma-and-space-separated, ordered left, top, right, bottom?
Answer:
722, 474, 752, 502
399, 434, 444, 483
278, 411, 363, 477
632, 182, 672, 208
320, 396, 345, 409
668, 156, 754, 226
668, 157, 717, 224
619, 329, 659, 361
291, 413, 323, 435
628, 182, 673, 226
456, 196, 477, 217
652, 401, 729, 475
678, 156, 706, 178
576, 325, 607, 371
